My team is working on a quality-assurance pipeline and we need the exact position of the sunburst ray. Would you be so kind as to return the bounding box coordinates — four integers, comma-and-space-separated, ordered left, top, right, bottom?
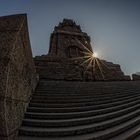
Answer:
84, 57, 93, 74
75, 38, 93, 54
95, 58, 105, 80
79, 57, 91, 66
98, 59, 110, 70
70, 55, 90, 60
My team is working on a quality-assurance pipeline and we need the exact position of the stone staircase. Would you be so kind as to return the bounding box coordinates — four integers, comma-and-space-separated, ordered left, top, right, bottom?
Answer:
18, 80, 140, 140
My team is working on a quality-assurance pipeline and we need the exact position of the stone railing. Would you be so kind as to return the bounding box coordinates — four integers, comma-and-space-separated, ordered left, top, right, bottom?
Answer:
0, 14, 38, 140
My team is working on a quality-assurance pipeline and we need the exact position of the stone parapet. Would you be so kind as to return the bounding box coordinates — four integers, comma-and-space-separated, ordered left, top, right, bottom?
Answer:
0, 14, 38, 140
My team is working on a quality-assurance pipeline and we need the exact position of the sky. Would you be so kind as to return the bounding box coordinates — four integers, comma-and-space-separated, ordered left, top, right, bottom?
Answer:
0, 0, 140, 75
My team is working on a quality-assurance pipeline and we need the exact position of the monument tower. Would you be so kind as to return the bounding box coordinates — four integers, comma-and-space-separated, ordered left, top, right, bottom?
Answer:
34, 19, 130, 81
48, 19, 92, 58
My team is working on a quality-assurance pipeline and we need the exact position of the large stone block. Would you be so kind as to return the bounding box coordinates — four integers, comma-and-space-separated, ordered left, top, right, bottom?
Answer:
0, 14, 38, 139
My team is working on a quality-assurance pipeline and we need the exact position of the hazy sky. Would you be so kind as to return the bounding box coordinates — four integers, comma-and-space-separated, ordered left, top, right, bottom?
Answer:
0, 0, 140, 75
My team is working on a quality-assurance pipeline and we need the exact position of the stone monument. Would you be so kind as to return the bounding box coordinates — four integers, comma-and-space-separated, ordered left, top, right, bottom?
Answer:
34, 19, 130, 81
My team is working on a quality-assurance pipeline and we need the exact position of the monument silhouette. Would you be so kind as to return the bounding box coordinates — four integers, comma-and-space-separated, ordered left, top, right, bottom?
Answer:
34, 19, 130, 81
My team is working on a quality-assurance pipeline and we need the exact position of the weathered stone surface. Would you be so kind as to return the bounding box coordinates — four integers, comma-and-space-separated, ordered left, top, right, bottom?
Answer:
0, 14, 38, 139
34, 19, 130, 81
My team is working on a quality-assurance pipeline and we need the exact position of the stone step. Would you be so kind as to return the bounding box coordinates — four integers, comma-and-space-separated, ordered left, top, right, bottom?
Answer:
37, 80, 137, 87
31, 92, 139, 103
25, 100, 140, 120
32, 93, 133, 99
36, 84, 79, 90
34, 88, 137, 94
18, 121, 140, 140
33, 92, 137, 100
22, 104, 140, 128
30, 94, 140, 105
36, 88, 139, 93
37, 81, 140, 89
27, 97, 140, 114
29, 96, 140, 110
36, 81, 137, 87
19, 110, 140, 137
35, 87, 138, 92
109, 123, 140, 140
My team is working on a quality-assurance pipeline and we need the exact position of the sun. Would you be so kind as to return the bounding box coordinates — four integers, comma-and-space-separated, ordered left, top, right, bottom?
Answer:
92, 52, 98, 58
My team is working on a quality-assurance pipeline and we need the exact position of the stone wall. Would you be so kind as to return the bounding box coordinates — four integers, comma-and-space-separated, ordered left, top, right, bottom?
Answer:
0, 14, 38, 140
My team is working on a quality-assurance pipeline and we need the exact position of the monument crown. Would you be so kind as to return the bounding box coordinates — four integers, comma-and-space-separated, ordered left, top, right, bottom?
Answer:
49, 19, 92, 59
54, 18, 82, 33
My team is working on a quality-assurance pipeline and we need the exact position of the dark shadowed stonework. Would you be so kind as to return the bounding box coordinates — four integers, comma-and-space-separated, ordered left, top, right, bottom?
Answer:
0, 14, 38, 140
132, 74, 140, 81
34, 19, 130, 81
